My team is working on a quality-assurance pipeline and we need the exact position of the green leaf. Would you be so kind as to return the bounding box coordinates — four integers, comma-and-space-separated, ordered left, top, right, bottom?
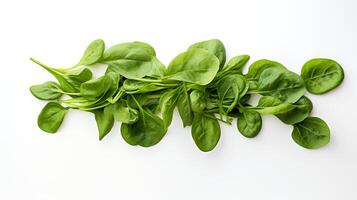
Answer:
237, 110, 262, 138
246, 59, 287, 80
190, 90, 206, 113
249, 64, 305, 103
292, 117, 330, 149
107, 101, 139, 124
301, 58, 344, 94
223, 55, 250, 74
101, 41, 158, 79
92, 108, 114, 140
252, 96, 294, 114
217, 74, 248, 112
37, 102, 68, 133
191, 113, 221, 152
122, 79, 165, 94
177, 84, 193, 127
188, 39, 226, 68
121, 108, 166, 147
30, 81, 63, 100
165, 48, 220, 85
276, 96, 313, 124
159, 88, 180, 128
77, 39, 105, 66
80, 75, 112, 97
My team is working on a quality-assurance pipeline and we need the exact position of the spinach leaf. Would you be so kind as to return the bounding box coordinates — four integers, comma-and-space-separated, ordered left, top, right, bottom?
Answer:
101, 41, 158, 79
165, 48, 220, 85
251, 96, 294, 114
121, 102, 166, 147
37, 102, 68, 133
159, 88, 180, 128
190, 90, 206, 113
191, 113, 221, 152
107, 100, 139, 124
301, 58, 344, 94
222, 55, 250, 74
217, 74, 248, 112
291, 117, 330, 149
122, 79, 165, 94
276, 96, 313, 124
30, 81, 63, 100
237, 110, 262, 138
80, 75, 112, 97
249, 66, 305, 103
76, 39, 105, 66
177, 84, 193, 127
92, 108, 114, 140
246, 59, 287, 80
188, 39, 226, 68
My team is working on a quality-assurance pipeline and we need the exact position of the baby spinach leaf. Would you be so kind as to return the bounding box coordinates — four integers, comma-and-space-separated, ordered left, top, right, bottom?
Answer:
247, 59, 287, 80
30, 81, 63, 100
80, 75, 112, 97
101, 41, 158, 79
292, 117, 330, 149
276, 96, 313, 124
252, 96, 294, 114
177, 84, 193, 127
223, 55, 250, 74
146, 57, 166, 78
92, 108, 114, 140
165, 48, 220, 85
237, 110, 262, 138
249, 66, 305, 103
107, 101, 139, 124
191, 113, 221, 152
190, 90, 206, 113
123, 79, 165, 94
188, 39, 226, 68
217, 74, 248, 112
76, 39, 105, 66
121, 108, 166, 147
159, 88, 179, 128
37, 102, 68, 133
301, 58, 344, 94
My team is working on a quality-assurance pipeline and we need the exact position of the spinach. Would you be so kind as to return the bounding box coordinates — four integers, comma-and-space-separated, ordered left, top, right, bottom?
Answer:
191, 113, 221, 152
237, 110, 262, 138
93, 108, 114, 140
37, 102, 68, 133
301, 58, 344, 94
188, 39, 226, 68
30, 38, 344, 151
76, 39, 105, 67
159, 88, 180, 128
177, 84, 194, 127
121, 96, 166, 147
250, 96, 294, 114
291, 117, 330, 149
165, 48, 220, 85
190, 90, 206, 113
276, 96, 313, 124
30, 81, 63, 100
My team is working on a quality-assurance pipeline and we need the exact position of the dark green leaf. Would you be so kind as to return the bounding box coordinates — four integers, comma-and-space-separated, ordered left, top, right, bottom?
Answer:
92, 108, 114, 140
276, 96, 313, 124
292, 117, 330, 149
191, 113, 221, 152
190, 90, 206, 113
301, 58, 344, 94
121, 108, 166, 147
159, 88, 179, 128
237, 110, 262, 138
177, 85, 193, 127
252, 96, 294, 114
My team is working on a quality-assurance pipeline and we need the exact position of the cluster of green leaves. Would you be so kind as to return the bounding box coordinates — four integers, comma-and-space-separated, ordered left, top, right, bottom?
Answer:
30, 39, 344, 151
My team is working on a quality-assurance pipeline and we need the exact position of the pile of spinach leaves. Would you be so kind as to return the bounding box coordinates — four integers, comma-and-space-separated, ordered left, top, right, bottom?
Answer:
30, 39, 344, 151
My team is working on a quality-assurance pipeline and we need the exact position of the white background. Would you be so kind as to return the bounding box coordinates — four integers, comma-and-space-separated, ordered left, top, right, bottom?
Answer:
1, 0, 356, 199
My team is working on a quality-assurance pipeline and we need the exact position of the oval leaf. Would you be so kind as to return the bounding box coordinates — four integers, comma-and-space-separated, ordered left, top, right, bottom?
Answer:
237, 110, 262, 138
30, 81, 62, 100
37, 102, 68, 133
191, 114, 221, 152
